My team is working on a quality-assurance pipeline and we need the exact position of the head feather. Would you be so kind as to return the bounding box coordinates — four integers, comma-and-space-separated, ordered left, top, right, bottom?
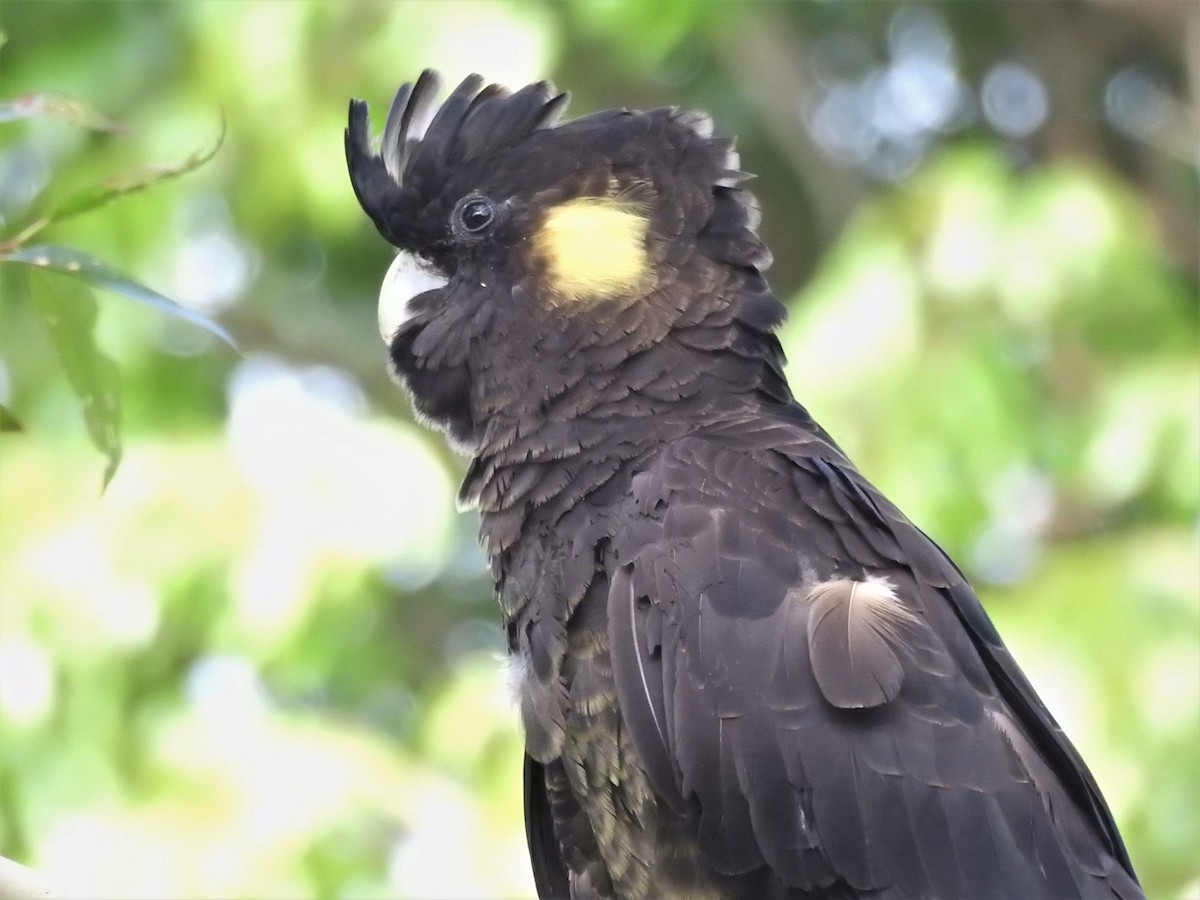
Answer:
346, 70, 765, 283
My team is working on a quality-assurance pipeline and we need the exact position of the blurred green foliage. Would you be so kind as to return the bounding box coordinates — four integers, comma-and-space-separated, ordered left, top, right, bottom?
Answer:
0, 1, 1197, 898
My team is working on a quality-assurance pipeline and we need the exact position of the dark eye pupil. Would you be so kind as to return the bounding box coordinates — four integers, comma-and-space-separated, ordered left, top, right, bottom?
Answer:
461, 198, 494, 233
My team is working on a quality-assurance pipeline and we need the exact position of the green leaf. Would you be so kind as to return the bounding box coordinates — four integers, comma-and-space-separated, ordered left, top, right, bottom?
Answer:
1, 245, 237, 349
27, 270, 122, 488
42, 123, 225, 227
0, 91, 124, 132
0, 403, 21, 433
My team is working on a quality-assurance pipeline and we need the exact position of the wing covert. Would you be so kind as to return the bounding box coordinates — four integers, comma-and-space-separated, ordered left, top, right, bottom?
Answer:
606, 432, 1142, 899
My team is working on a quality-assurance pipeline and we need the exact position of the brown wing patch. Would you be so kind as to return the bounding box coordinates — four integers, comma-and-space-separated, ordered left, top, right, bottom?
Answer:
804, 576, 919, 709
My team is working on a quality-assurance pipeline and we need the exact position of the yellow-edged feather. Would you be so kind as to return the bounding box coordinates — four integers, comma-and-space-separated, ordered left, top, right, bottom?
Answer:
533, 197, 651, 304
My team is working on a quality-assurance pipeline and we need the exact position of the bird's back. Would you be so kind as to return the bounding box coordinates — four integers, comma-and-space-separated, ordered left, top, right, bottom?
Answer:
514, 406, 1142, 900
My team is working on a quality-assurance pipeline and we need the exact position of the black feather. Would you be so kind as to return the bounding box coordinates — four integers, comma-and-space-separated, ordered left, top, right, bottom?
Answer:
525, 756, 572, 899
345, 70, 1143, 900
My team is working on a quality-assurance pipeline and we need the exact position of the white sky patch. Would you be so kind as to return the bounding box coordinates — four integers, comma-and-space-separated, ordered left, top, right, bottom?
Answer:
783, 240, 921, 402
1140, 641, 1200, 736
170, 228, 254, 315
1018, 654, 1096, 757
225, 355, 457, 639
0, 636, 55, 726
1104, 66, 1175, 139
26, 525, 162, 651
166, 194, 256, 316
417, 1, 554, 92
921, 173, 1002, 298
981, 63, 1048, 138
187, 653, 270, 725
387, 779, 487, 898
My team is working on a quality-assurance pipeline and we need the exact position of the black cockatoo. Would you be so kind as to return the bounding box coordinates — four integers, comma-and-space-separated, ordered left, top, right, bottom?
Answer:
345, 71, 1143, 900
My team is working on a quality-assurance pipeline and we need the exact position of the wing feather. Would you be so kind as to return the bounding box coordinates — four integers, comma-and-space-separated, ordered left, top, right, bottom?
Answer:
605, 431, 1143, 898
805, 577, 918, 709
524, 756, 572, 899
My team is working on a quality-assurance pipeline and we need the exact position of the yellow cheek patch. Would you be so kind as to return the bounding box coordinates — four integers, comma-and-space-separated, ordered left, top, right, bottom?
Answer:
533, 197, 652, 304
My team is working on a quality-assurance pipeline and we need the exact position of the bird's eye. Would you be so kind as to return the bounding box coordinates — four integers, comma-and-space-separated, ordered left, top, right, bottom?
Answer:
454, 195, 496, 237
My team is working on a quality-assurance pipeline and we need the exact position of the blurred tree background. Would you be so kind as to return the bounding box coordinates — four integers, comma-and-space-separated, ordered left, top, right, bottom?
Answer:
0, 1, 1196, 897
